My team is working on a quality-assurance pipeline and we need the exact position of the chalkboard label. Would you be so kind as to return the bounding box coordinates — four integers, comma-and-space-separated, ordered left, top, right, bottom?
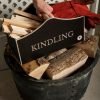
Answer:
9, 16, 85, 64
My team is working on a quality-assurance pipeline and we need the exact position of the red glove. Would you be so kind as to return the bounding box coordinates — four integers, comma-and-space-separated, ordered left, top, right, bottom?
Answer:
52, 1, 100, 29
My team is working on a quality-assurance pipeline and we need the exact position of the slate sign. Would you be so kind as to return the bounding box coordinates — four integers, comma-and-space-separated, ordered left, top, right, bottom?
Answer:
8, 16, 85, 65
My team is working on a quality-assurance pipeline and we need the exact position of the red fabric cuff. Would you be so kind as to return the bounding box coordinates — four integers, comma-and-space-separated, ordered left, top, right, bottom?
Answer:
52, 1, 100, 29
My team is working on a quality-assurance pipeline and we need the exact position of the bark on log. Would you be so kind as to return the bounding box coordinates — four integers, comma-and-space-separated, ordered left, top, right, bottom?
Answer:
46, 48, 67, 61
37, 57, 48, 65
46, 47, 88, 80
10, 33, 21, 39
75, 36, 99, 58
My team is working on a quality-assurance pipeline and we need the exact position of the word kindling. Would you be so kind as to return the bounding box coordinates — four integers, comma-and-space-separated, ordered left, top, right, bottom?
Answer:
31, 31, 75, 52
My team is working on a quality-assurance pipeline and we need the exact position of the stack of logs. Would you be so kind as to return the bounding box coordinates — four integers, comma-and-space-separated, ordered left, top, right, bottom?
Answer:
22, 36, 99, 80
1, 9, 99, 80
1, 9, 43, 39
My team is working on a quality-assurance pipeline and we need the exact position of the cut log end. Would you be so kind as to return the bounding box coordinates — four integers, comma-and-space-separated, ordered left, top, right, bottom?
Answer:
29, 63, 50, 79
22, 58, 50, 79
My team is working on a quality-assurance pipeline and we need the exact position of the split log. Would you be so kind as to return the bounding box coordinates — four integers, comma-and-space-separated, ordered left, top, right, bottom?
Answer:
2, 23, 11, 34
10, 25, 33, 36
11, 14, 41, 26
75, 36, 99, 58
14, 9, 42, 22
46, 48, 67, 60
1, 18, 40, 30
29, 63, 50, 79
37, 57, 48, 65
46, 47, 88, 80
6, 45, 49, 79
2, 14, 40, 37
37, 48, 67, 63
2, 23, 32, 38
22, 59, 49, 79
22, 60, 39, 74
10, 33, 21, 39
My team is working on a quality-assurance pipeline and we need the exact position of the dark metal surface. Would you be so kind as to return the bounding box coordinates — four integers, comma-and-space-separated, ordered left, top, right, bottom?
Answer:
4, 46, 100, 100
0, 34, 8, 70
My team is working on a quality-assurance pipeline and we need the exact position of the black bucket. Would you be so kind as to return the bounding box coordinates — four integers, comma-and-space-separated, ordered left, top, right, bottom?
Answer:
4, 47, 100, 100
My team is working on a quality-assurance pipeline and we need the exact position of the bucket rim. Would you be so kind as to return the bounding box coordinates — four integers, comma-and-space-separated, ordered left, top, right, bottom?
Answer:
5, 48, 100, 83
22, 49, 100, 83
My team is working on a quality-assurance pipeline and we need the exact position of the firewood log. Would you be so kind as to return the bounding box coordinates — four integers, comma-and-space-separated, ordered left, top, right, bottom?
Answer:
1, 18, 40, 30
37, 48, 67, 63
22, 59, 49, 79
10, 33, 21, 39
10, 25, 33, 36
14, 9, 42, 22
11, 15, 41, 26
37, 57, 48, 65
29, 63, 50, 79
6, 45, 49, 79
46, 47, 88, 80
2, 23, 32, 38
75, 36, 99, 58
22, 60, 39, 74
2, 23, 11, 34
46, 48, 67, 60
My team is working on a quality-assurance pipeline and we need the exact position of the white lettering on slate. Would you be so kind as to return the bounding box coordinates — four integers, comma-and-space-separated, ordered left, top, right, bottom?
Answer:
31, 31, 74, 52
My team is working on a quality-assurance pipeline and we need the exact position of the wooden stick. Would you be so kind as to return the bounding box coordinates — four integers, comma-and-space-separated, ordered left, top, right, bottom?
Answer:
1, 18, 40, 29
10, 33, 21, 39
46, 48, 67, 61
11, 15, 41, 25
37, 57, 48, 65
46, 47, 88, 80
29, 63, 50, 79
14, 9, 43, 22
2, 23, 11, 34
22, 59, 49, 79
10, 25, 32, 36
